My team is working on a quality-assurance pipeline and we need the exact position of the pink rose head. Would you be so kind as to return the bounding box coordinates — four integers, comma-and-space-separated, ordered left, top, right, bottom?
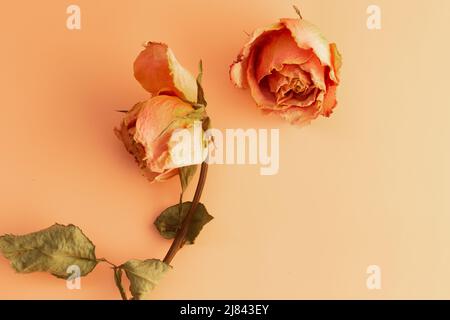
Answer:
115, 95, 208, 182
230, 18, 342, 126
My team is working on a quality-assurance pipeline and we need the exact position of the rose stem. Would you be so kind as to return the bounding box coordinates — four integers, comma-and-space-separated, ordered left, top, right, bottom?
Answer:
163, 162, 209, 264
293, 5, 303, 19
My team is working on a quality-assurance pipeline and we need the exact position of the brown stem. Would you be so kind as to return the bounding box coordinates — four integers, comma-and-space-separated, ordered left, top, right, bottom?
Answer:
163, 162, 209, 264
293, 5, 303, 19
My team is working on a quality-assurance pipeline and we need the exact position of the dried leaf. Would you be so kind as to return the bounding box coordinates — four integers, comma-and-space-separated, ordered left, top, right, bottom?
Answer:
121, 259, 170, 300
179, 165, 198, 193
154, 202, 213, 244
0, 224, 97, 278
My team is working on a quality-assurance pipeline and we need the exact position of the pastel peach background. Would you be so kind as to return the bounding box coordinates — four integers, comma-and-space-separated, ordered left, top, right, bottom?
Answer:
1, 0, 450, 299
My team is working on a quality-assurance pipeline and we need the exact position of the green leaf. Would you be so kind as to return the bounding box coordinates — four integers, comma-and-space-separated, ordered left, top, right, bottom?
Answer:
0, 224, 97, 278
196, 60, 207, 107
154, 202, 213, 244
179, 165, 197, 193
114, 267, 128, 300
121, 259, 170, 300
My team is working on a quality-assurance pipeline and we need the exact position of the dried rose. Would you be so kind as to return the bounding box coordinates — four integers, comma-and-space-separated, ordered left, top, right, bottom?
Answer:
115, 96, 207, 182
230, 16, 342, 126
116, 42, 208, 182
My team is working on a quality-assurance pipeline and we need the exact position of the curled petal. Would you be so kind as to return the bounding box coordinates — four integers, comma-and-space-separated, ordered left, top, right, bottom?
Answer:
322, 84, 338, 117
134, 96, 195, 173
255, 30, 312, 82
229, 61, 247, 89
247, 49, 277, 109
266, 65, 317, 108
281, 18, 340, 84
277, 64, 311, 85
300, 55, 326, 90
267, 72, 289, 93
134, 42, 198, 102
278, 103, 322, 127
280, 19, 332, 68
330, 43, 342, 84
114, 102, 147, 166
114, 102, 165, 182
279, 88, 319, 108
230, 23, 284, 89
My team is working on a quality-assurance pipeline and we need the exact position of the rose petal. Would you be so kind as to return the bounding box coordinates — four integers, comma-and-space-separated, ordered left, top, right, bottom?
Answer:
277, 64, 311, 86
134, 96, 195, 172
230, 23, 284, 89
322, 84, 338, 117
247, 49, 277, 109
267, 72, 289, 93
229, 61, 247, 89
330, 43, 342, 84
115, 102, 163, 182
278, 87, 318, 108
114, 102, 147, 165
299, 55, 326, 90
278, 102, 322, 127
255, 30, 312, 82
266, 65, 317, 108
134, 42, 198, 102
148, 136, 173, 173
280, 19, 332, 68
281, 19, 342, 84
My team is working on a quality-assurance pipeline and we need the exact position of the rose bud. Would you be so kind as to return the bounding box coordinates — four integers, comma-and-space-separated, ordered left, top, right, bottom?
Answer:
115, 95, 208, 182
134, 42, 198, 103
230, 17, 342, 126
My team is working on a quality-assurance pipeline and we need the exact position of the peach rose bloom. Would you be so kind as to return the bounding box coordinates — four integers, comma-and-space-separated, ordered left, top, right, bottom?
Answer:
115, 96, 207, 182
115, 42, 207, 182
230, 18, 342, 126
